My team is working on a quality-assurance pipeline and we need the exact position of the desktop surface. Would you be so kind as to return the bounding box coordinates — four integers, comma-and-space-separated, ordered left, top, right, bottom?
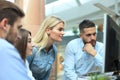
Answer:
77, 72, 117, 80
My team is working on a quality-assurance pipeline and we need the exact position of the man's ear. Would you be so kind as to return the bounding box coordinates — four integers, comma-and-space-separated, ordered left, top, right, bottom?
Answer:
80, 33, 82, 37
80, 33, 84, 39
0, 18, 8, 30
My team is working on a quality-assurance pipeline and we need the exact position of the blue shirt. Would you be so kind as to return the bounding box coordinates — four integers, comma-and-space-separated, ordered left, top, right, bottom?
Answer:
0, 39, 31, 80
27, 44, 58, 80
63, 38, 104, 80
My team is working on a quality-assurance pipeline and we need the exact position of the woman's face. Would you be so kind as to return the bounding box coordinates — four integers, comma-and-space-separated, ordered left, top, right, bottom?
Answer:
26, 34, 33, 56
48, 22, 64, 42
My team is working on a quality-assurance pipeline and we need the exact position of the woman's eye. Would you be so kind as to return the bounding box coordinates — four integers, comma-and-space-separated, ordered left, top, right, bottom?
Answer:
27, 39, 31, 43
58, 28, 64, 31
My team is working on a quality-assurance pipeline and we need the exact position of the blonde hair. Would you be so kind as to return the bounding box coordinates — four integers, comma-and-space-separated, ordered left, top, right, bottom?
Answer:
33, 16, 64, 51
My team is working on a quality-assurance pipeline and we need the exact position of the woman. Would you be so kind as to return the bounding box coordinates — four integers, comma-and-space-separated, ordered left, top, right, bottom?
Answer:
15, 28, 35, 80
27, 16, 65, 80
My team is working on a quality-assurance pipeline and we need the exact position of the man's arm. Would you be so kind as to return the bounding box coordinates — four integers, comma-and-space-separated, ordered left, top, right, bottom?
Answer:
83, 43, 104, 71
94, 45, 104, 67
64, 44, 78, 80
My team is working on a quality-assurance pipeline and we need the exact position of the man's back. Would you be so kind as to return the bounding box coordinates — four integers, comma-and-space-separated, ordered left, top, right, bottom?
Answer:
0, 39, 30, 80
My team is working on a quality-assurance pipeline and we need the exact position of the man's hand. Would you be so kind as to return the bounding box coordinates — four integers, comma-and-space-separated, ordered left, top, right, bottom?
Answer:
83, 43, 97, 57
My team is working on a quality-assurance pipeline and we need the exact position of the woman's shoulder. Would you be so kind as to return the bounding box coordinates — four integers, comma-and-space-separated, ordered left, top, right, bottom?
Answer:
32, 46, 39, 52
52, 44, 58, 54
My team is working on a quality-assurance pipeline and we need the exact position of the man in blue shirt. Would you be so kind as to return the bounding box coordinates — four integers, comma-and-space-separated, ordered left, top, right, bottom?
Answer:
63, 20, 104, 80
0, 1, 30, 80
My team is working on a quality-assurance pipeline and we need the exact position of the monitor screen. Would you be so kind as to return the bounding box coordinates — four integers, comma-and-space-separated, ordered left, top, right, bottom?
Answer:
103, 14, 120, 73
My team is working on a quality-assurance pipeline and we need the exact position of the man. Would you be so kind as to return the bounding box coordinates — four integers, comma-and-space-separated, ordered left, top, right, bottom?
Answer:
63, 20, 104, 80
0, 1, 30, 80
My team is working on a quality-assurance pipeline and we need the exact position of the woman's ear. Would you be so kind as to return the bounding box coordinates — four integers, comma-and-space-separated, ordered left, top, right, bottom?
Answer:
0, 18, 8, 30
46, 28, 51, 35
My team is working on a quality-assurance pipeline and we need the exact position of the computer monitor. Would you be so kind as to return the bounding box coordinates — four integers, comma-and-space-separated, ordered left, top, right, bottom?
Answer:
103, 14, 120, 73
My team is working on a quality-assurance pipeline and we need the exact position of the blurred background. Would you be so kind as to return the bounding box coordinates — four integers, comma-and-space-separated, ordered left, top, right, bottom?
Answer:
6, 0, 120, 80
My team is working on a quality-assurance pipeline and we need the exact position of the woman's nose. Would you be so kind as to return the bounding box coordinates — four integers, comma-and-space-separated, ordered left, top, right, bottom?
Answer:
61, 31, 64, 35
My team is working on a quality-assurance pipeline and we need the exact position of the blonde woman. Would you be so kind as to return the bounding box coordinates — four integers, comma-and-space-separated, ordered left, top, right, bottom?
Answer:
27, 16, 65, 80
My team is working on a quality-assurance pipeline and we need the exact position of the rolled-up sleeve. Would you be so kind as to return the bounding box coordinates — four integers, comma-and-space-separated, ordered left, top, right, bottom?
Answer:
94, 43, 104, 71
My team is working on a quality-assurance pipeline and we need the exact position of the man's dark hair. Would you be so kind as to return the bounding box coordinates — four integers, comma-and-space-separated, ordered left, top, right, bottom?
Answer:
79, 20, 95, 33
0, 1, 25, 26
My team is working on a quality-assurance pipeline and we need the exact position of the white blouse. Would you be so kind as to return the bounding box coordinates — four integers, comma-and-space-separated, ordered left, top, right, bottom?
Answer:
25, 60, 35, 80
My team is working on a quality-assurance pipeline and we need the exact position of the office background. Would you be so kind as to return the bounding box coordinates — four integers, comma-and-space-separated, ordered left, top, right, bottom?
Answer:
6, 0, 120, 80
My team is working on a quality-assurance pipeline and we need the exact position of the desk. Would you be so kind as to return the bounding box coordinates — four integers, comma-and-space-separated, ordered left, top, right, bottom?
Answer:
77, 76, 90, 80
77, 73, 117, 80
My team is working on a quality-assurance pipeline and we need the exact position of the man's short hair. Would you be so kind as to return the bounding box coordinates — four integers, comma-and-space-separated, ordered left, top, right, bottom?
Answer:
79, 20, 95, 33
0, 1, 25, 26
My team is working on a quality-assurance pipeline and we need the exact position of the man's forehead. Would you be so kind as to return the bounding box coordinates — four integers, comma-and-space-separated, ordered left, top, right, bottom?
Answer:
83, 27, 96, 34
84, 27, 96, 31
15, 18, 23, 27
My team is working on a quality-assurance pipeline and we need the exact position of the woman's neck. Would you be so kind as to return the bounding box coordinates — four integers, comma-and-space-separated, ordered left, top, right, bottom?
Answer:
45, 39, 53, 52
